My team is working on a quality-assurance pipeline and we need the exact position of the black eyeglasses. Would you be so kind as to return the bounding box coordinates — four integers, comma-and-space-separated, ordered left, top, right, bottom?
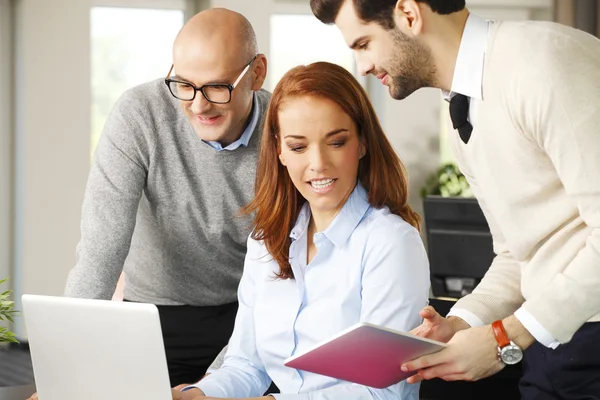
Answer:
164, 55, 258, 104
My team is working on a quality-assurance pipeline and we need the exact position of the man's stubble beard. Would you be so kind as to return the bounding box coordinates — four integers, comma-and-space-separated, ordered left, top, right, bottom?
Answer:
387, 28, 437, 100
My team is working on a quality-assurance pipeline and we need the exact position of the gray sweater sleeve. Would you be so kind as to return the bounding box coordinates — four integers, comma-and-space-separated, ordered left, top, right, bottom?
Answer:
64, 90, 151, 299
207, 345, 227, 371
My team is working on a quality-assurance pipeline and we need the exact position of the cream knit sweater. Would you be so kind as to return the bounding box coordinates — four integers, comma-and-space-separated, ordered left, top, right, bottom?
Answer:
450, 20, 600, 343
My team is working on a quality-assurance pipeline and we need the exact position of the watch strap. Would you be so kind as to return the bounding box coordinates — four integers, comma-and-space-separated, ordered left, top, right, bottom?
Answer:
492, 320, 511, 348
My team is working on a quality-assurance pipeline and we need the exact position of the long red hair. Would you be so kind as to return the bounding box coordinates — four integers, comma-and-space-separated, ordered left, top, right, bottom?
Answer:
243, 62, 420, 279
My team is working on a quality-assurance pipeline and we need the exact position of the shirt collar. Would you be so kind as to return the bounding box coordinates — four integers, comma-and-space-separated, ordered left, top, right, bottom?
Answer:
443, 13, 489, 101
204, 91, 259, 151
289, 183, 371, 248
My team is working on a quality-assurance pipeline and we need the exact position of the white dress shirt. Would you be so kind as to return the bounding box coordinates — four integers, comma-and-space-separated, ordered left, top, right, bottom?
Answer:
444, 13, 560, 349
192, 183, 430, 399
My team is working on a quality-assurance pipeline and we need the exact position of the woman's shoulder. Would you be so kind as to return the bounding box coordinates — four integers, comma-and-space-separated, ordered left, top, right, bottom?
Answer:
245, 234, 270, 259
361, 206, 421, 240
244, 234, 281, 277
344, 206, 424, 254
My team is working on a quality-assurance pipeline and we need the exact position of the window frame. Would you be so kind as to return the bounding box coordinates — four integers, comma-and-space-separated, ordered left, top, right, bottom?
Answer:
0, 0, 14, 286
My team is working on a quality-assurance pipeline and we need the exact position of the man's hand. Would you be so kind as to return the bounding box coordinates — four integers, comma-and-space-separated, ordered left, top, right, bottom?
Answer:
26, 392, 38, 400
410, 306, 469, 343
402, 324, 505, 384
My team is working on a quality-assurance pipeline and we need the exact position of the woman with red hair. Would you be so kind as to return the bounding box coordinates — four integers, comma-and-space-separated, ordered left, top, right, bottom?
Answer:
177, 62, 429, 400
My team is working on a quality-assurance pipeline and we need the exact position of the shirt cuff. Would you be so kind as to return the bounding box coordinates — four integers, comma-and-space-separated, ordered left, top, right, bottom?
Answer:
181, 385, 202, 393
193, 379, 226, 398
446, 308, 484, 327
514, 308, 560, 349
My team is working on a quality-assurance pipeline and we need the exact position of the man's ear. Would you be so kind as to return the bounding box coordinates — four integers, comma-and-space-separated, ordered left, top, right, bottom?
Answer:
251, 54, 268, 91
393, 0, 424, 37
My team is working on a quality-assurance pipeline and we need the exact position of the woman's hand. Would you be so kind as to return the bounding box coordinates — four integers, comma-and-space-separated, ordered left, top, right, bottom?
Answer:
171, 386, 205, 400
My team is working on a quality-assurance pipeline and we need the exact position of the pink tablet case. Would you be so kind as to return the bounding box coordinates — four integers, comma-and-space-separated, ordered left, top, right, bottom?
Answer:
284, 322, 446, 389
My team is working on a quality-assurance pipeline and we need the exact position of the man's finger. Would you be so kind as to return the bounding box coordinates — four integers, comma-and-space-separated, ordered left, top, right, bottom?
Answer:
419, 306, 437, 319
402, 354, 433, 372
406, 373, 425, 384
418, 362, 462, 381
441, 374, 465, 382
401, 347, 449, 372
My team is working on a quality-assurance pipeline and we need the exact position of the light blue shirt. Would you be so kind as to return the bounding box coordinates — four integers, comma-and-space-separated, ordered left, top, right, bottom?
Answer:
194, 184, 430, 399
203, 92, 259, 151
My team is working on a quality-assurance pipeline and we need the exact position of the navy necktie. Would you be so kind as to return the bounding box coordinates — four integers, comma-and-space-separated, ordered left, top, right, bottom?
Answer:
449, 94, 473, 144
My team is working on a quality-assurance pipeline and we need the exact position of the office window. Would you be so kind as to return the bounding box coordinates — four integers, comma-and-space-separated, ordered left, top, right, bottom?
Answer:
91, 7, 184, 158
269, 14, 355, 90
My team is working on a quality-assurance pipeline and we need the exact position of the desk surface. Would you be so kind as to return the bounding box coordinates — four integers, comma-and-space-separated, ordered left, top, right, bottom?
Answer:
0, 384, 36, 400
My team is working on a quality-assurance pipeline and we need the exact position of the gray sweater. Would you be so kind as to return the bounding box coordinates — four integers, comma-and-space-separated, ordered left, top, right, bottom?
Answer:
65, 78, 271, 306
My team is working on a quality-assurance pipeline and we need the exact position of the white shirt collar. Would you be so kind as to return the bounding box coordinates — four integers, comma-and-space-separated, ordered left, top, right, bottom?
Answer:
445, 13, 490, 100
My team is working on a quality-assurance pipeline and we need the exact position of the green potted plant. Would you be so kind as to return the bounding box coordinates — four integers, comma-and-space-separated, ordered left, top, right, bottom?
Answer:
0, 277, 18, 344
420, 162, 472, 198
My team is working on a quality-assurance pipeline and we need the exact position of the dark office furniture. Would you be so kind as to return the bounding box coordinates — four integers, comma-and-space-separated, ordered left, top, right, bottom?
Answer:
423, 196, 495, 298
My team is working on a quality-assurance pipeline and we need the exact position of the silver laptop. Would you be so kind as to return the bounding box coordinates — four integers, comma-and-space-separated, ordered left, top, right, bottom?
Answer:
22, 294, 172, 400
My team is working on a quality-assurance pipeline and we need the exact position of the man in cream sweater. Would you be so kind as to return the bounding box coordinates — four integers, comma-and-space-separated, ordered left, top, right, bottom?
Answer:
312, 0, 600, 397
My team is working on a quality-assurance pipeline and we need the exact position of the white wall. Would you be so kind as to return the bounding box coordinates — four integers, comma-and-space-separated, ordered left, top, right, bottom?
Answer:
12, 0, 91, 338
0, 0, 13, 338
370, 82, 441, 217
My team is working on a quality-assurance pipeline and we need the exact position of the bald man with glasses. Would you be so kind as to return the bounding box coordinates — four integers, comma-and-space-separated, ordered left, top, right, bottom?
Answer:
64, 8, 270, 387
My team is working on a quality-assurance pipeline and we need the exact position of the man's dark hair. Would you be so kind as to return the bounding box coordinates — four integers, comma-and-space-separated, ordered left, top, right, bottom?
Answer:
311, 0, 465, 29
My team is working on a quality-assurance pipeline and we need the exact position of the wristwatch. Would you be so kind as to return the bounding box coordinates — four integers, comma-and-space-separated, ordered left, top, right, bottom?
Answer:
491, 320, 523, 365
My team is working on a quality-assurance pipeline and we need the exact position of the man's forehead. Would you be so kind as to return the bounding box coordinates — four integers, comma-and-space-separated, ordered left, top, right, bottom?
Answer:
334, 0, 375, 46
335, 0, 362, 29
173, 37, 244, 66
173, 45, 243, 79
172, 59, 237, 85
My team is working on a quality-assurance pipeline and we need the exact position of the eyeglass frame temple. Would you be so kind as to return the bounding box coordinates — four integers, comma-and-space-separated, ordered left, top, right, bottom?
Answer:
165, 64, 174, 80
231, 54, 258, 89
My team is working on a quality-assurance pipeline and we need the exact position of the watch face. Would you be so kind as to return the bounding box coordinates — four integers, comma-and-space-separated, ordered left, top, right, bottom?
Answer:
501, 345, 523, 365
